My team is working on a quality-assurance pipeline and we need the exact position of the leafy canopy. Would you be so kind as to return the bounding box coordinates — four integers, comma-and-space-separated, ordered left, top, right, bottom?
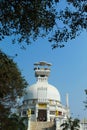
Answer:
0, 111, 27, 130
60, 117, 80, 130
0, 50, 27, 109
0, 50, 28, 130
0, 0, 87, 48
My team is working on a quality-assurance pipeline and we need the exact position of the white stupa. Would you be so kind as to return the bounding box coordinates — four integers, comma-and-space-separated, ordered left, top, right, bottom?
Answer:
19, 61, 70, 129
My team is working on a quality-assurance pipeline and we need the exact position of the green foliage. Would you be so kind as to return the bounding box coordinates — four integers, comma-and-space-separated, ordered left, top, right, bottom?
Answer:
0, 50, 27, 107
84, 89, 87, 108
60, 117, 80, 130
0, 0, 58, 44
0, 50, 28, 130
0, 112, 27, 130
8, 114, 27, 130
0, 0, 87, 48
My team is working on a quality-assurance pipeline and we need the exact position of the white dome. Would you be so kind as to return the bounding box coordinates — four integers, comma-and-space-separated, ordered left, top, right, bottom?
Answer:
24, 81, 61, 102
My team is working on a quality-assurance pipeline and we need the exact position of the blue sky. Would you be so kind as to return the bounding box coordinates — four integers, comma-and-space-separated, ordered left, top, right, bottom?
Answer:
0, 30, 87, 119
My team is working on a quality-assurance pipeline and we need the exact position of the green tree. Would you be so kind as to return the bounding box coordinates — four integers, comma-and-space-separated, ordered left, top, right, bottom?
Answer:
84, 89, 87, 108
0, 50, 28, 130
60, 117, 80, 130
8, 114, 27, 130
0, 112, 27, 130
0, 50, 27, 107
0, 0, 87, 48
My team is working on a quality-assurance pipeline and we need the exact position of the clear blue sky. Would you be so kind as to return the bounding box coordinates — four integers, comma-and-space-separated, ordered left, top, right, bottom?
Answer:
0, 30, 87, 119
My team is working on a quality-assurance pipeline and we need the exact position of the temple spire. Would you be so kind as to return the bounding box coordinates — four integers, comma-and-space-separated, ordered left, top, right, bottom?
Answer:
34, 61, 52, 82
66, 93, 69, 108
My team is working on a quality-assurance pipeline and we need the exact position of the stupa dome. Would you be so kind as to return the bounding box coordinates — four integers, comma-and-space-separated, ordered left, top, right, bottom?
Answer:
24, 61, 61, 102
20, 62, 70, 124
24, 81, 61, 102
